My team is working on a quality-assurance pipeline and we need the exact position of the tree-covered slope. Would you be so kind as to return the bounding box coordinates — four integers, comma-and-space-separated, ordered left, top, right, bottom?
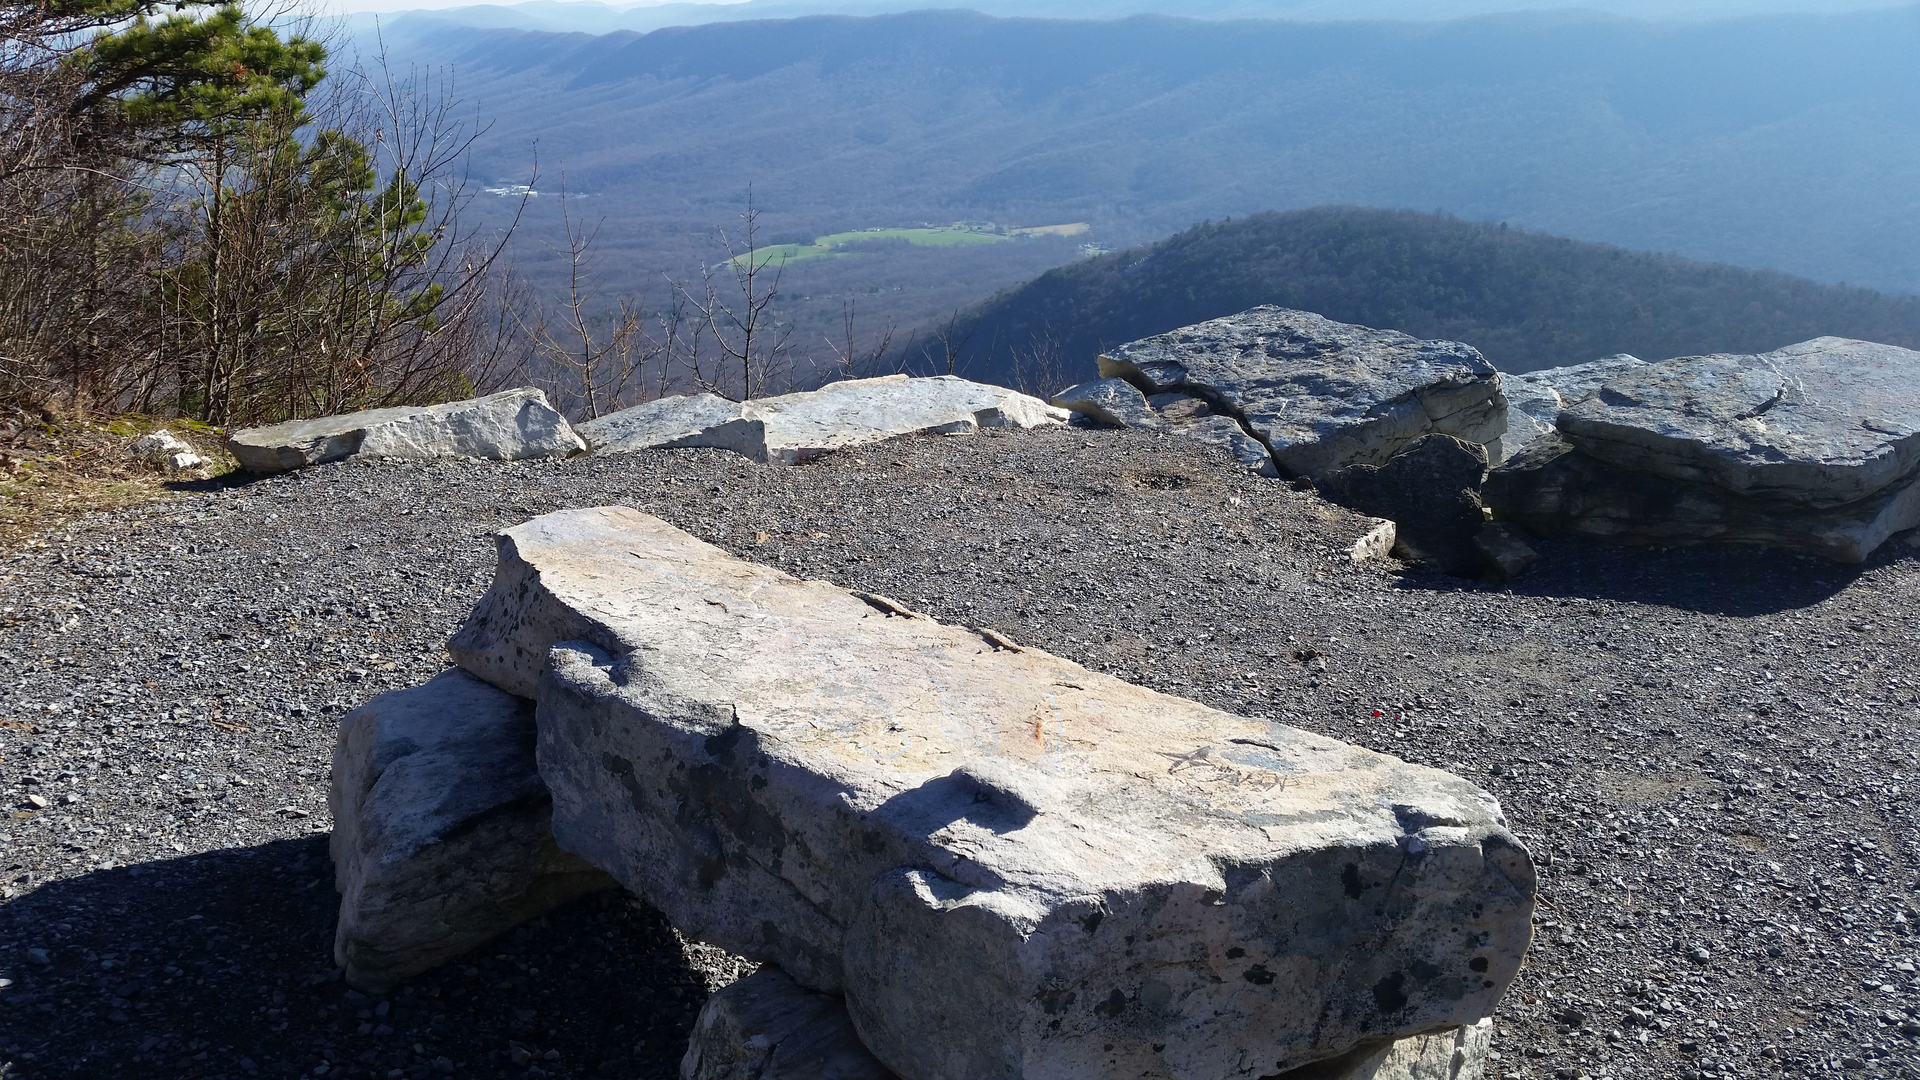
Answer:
951, 208, 1920, 385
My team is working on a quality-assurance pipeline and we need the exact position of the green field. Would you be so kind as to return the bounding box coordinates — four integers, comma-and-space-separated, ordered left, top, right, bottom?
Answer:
734, 223, 1089, 268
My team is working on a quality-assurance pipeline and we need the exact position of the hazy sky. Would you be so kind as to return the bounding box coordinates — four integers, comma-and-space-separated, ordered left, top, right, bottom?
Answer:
325, 0, 1911, 18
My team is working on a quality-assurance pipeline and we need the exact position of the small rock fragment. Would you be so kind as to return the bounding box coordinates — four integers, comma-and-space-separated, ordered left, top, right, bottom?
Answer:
1475, 523, 1541, 581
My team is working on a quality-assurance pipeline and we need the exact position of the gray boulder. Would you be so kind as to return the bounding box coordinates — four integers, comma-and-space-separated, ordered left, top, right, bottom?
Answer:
229, 388, 583, 473
1558, 337, 1920, 507
682, 969, 893, 1080
1098, 307, 1506, 479
1052, 378, 1166, 429
328, 669, 614, 992
450, 506, 1535, 1080
1484, 435, 1920, 564
577, 393, 746, 454
684, 968, 1493, 1080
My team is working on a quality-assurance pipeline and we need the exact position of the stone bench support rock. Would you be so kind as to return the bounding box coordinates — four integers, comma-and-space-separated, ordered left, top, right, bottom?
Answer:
447, 506, 1535, 1080
328, 669, 614, 993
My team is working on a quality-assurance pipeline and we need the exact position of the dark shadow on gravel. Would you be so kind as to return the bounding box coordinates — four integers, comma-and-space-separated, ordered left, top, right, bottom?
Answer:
1393, 536, 1883, 617
161, 472, 262, 495
1, 837, 706, 1080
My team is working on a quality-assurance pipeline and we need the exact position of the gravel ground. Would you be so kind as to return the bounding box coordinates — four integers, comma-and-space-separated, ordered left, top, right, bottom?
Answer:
1, 424, 1918, 1080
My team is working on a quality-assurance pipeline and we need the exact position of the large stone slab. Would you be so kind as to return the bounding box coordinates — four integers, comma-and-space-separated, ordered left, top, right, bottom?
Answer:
328, 669, 614, 993
577, 392, 746, 454
449, 507, 1535, 1080
679, 375, 1067, 465
1484, 436, 1920, 563
1097, 307, 1506, 479
1557, 337, 1920, 507
229, 388, 583, 473
684, 969, 1494, 1080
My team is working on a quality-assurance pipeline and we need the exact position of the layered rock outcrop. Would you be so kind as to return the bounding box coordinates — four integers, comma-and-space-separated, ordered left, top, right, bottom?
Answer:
1555, 338, 1920, 506
229, 388, 583, 473
1488, 338, 1920, 562
445, 506, 1534, 1080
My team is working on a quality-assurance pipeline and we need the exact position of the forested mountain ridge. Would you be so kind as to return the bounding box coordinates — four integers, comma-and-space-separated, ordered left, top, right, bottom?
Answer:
948, 209, 1920, 387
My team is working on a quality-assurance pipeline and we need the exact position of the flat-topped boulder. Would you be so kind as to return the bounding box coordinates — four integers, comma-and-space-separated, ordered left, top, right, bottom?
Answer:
1097, 307, 1507, 479
1557, 337, 1920, 507
576, 392, 745, 454
449, 507, 1534, 1080
328, 669, 613, 992
229, 388, 583, 473
657, 376, 1067, 466
1485, 434, 1920, 564
684, 968, 1495, 1080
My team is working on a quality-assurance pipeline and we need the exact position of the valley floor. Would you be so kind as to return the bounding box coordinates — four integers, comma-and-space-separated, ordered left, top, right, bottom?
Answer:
0, 426, 1916, 1079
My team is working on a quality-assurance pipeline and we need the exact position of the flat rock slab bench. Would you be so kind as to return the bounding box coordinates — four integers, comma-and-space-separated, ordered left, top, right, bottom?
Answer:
331, 507, 1536, 1080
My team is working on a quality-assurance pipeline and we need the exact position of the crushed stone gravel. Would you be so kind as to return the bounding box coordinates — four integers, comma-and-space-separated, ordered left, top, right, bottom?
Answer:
1, 424, 1917, 1080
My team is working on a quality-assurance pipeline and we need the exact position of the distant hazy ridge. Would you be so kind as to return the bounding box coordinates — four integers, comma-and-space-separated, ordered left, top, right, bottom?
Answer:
375, 6, 1920, 303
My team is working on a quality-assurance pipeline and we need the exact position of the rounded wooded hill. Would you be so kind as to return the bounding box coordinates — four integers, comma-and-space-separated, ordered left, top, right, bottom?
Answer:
954, 207, 1920, 384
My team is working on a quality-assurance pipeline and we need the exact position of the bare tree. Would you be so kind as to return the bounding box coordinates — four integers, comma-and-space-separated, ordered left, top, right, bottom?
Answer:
920, 309, 975, 378
1010, 320, 1069, 400
676, 191, 794, 401
518, 171, 671, 418
823, 299, 900, 382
